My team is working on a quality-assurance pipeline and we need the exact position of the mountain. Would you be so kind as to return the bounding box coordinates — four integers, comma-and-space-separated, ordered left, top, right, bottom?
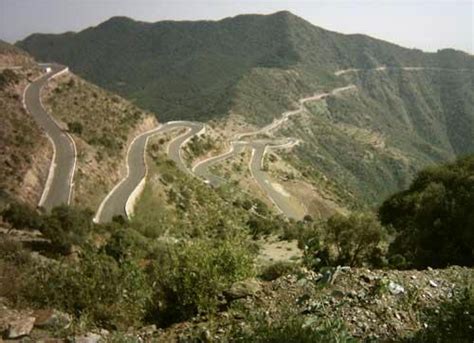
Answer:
17, 11, 474, 206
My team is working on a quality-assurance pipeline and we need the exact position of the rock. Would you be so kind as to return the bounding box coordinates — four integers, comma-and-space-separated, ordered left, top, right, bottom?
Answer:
74, 333, 101, 343
320, 270, 333, 284
33, 309, 71, 330
429, 280, 438, 288
6, 316, 35, 338
361, 274, 375, 283
139, 324, 157, 336
225, 279, 261, 300
388, 281, 405, 295
331, 289, 345, 299
200, 328, 212, 342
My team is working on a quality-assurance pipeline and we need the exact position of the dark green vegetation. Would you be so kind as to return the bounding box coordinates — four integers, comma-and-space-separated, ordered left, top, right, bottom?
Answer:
18, 11, 474, 207
405, 282, 474, 343
380, 155, 474, 269
276, 156, 474, 271
2, 204, 93, 255
0, 69, 19, 90
1, 203, 256, 330
229, 310, 356, 342
16, 11, 473, 124
1, 156, 472, 340
131, 139, 292, 240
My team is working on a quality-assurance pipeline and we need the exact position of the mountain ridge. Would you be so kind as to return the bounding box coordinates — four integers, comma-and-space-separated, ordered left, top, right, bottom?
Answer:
15, 12, 474, 207
17, 11, 473, 123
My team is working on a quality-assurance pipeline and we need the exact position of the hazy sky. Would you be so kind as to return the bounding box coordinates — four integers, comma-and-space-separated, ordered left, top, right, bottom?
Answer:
1, 0, 473, 53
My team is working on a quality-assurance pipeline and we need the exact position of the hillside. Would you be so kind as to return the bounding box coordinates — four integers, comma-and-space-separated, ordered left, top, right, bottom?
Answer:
0, 42, 50, 207
41, 71, 158, 211
16, 12, 473, 123
17, 11, 474, 207
0, 156, 472, 341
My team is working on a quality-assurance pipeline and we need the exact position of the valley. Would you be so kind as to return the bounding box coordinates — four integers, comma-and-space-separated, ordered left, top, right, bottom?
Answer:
0, 10, 473, 342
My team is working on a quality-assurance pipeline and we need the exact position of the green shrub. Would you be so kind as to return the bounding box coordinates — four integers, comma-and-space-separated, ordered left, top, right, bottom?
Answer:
1, 201, 44, 231
229, 310, 356, 342
403, 280, 474, 342
148, 239, 255, 325
42, 206, 94, 254
260, 261, 298, 281
24, 251, 152, 329
68, 121, 83, 135
303, 212, 387, 269
0, 69, 20, 90
380, 155, 474, 268
104, 228, 149, 261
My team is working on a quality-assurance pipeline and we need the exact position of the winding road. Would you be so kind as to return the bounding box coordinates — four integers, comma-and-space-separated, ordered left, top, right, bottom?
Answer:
29, 64, 437, 222
192, 86, 357, 219
23, 64, 76, 210
94, 121, 204, 223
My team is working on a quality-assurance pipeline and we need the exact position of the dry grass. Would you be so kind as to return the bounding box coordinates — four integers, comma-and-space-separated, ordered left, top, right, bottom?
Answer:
0, 67, 50, 206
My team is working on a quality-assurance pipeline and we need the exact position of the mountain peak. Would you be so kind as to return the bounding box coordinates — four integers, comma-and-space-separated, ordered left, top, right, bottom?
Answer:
98, 16, 137, 28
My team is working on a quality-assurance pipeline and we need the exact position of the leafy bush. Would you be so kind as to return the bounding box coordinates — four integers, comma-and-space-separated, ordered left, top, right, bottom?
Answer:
403, 280, 474, 342
2, 203, 95, 255
246, 216, 278, 238
147, 239, 255, 325
42, 206, 94, 254
2, 202, 44, 231
260, 261, 298, 281
104, 228, 149, 261
229, 310, 356, 342
68, 121, 83, 135
304, 212, 387, 269
24, 250, 152, 329
0, 69, 20, 90
379, 155, 474, 268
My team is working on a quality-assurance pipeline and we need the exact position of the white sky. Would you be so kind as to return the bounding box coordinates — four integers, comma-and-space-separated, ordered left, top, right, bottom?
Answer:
1, 0, 473, 53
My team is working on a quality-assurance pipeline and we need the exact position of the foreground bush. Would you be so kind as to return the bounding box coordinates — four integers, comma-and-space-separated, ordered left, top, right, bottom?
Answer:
229, 310, 356, 342
260, 261, 299, 281
148, 239, 255, 325
2, 203, 94, 254
42, 206, 94, 254
403, 280, 474, 342
24, 251, 152, 329
304, 212, 387, 269
379, 155, 474, 268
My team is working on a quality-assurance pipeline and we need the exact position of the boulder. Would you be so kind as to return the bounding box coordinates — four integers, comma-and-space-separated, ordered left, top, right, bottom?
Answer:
33, 309, 71, 330
225, 279, 262, 300
6, 316, 35, 338
388, 281, 405, 295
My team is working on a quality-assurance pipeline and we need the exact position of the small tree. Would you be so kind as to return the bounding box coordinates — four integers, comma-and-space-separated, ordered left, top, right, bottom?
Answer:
148, 239, 254, 325
68, 121, 83, 135
379, 155, 474, 268
2, 202, 43, 231
320, 212, 387, 267
42, 206, 93, 254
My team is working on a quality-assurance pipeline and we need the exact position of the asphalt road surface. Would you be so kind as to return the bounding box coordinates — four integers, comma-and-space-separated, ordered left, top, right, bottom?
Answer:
95, 121, 203, 223
166, 122, 204, 174
24, 64, 75, 211
250, 141, 301, 219
193, 141, 248, 186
